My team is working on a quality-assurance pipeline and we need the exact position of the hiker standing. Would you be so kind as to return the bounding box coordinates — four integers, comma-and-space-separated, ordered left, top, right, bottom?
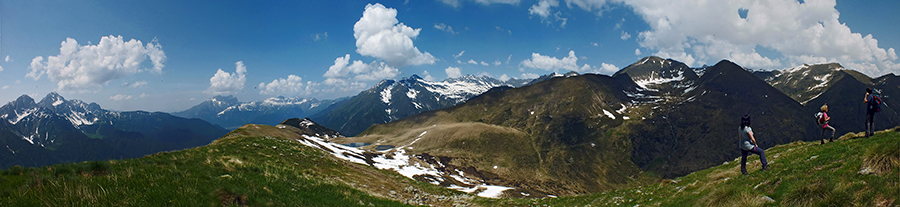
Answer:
817, 104, 835, 144
738, 115, 769, 175
863, 88, 880, 137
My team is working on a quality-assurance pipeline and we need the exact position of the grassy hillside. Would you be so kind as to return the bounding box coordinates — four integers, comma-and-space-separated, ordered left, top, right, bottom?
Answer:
495, 127, 899, 206
0, 124, 470, 206
351, 75, 651, 196
1, 122, 895, 206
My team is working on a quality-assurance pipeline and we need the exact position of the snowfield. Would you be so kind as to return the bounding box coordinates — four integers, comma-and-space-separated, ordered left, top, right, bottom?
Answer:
287, 126, 517, 198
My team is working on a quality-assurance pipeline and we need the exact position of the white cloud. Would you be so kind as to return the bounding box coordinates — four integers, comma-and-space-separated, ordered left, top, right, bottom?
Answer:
520, 73, 540, 79
529, 0, 558, 18
529, 0, 568, 27
467, 59, 478, 65
109, 94, 133, 101
439, 0, 461, 7
259, 74, 304, 95
1, 85, 8, 90
139, 93, 148, 98
563, 0, 898, 76
591, 42, 600, 47
440, 0, 520, 8
422, 70, 435, 81
599, 63, 619, 74
520, 50, 595, 72
434, 23, 458, 34
499, 74, 510, 81
123, 81, 147, 88
454, 50, 465, 59
4, 55, 9, 62
493, 60, 502, 66
635, 48, 642, 56
495, 26, 512, 35
0, 65, 3, 72
26, 35, 166, 92
480, 61, 489, 66
620, 31, 631, 40
206, 61, 247, 95
324, 54, 399, 81
354, 3, 436, 67
312, 32, 328, 41
445, 66, 462, 78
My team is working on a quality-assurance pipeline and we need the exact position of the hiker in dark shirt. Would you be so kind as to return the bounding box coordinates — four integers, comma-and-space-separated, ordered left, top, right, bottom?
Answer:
864, 88, 877, 137
738, 115, 768, 175
818, 104, 835, 144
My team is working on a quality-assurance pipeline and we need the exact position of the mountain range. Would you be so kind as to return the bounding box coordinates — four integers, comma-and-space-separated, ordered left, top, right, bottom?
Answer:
1, 55, 896, 200
752, 63, 900, 137
329, 56, 897, 196
309, 74, 534, 136
0, 92, 228, 169
174, 95, 338, 130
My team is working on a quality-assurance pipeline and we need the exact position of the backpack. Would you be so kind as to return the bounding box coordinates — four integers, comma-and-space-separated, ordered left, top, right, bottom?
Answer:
869, 94, 882, 112
815, 112, 825, 126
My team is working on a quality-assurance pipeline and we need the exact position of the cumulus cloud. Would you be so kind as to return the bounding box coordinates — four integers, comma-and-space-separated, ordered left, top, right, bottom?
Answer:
324, 54, 399, 81
445, 66, 462, 78
26, 35, 166, 92
0, 66, 3, 72
467, 59, 478, 65
520, 50, 595, 72
562, 0, 898, 76
599, 63, 619, 73
259, 75, 304, 95
422, 70, 436, 81
4, 55, 9, 62
635, 48, 642, 56
354, 3, 435, 67
499, 74, 511, 81
206, 61, 247, 95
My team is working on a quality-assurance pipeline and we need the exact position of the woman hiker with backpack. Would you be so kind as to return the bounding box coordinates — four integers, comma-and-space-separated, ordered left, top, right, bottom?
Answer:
738, 115, 769, 175
817, 104, 835, 144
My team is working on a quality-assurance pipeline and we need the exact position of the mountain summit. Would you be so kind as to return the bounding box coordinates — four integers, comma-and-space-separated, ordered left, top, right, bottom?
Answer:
1, 93, 228, 169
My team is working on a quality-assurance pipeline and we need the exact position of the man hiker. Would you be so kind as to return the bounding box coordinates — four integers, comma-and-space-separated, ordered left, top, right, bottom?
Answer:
738, 115, 768, 175
863, 88, 881, 137
817, 104, 835, 144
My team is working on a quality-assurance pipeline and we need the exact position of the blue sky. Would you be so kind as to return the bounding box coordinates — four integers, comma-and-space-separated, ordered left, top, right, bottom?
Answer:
1, 0, 898, 112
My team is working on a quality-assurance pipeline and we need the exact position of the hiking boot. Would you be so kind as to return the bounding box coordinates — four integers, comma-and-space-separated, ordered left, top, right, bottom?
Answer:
761, 165, 769, 171
829, 137, 835, 142
820, 140, 825, 145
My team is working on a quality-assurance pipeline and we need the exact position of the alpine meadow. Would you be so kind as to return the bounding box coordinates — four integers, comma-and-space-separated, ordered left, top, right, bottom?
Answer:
2, 0, 899, 206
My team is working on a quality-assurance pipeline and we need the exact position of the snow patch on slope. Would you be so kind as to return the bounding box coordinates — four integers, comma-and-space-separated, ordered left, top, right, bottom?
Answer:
381, 84, 395, 104
634, 70, 685, 88
290, 130, 515, 198
9, 108, 37, 125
